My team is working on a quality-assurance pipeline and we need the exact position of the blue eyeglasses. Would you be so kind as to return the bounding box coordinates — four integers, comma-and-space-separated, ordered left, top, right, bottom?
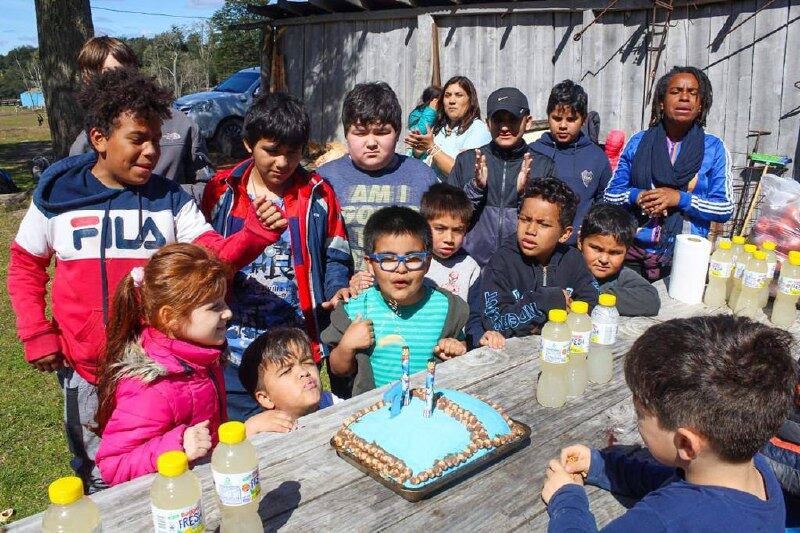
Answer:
366, 252, 430, 272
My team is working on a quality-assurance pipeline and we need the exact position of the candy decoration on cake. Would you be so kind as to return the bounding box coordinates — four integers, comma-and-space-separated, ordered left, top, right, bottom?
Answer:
401, 346, 411, 406
423, 359, 436, 418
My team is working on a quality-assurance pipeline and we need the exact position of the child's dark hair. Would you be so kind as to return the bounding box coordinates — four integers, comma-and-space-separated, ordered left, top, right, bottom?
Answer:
239, 327, 313, 398
364, 206, 433, 255
546, 80, 588, 118
244, 91, 309, 149
522, 178, 579, 229
342, 82, 401, 134
579, 203, 635, 248
420, 183, 474, 226
625, 315, 797, 462
432, 76, 482, 136
415, 85, 442, 111
650, 66, 713, 127
79, 67, 172, 140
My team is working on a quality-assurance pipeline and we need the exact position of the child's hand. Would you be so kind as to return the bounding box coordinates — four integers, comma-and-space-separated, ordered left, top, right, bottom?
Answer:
516, 152, 532, 194
183, 420, 212, 461
434, 338, 467, 360
348, 271, 374, 296
560, 444, 592, 477
321, 287, 354, 310
253, 197, 288, 232
479, 331, 506, 350
473, 149, 489, 189
542, 459, 583, 505
339, 315, 374, 352
30, 352, 67, 372
563, 290, 573, 308
244, 410, 297, 437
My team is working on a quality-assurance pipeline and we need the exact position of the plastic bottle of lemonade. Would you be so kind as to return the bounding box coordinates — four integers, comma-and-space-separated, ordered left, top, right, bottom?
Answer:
729, 243, 757, 311
704, 239, 733, 307
759, 240, 778, 308
212, 421, 262, 532
735, 249, 768, 317
150, 451, 204, 533
771, 250, 800, 327
589, 294, 619, 384
537, 309, 571, 408
566, 300, 591, 397
41, 476, 101, 532
726, 235, 747, 300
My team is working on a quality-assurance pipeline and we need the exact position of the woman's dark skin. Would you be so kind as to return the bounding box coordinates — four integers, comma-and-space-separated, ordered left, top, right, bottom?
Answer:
638, 72, 703, 216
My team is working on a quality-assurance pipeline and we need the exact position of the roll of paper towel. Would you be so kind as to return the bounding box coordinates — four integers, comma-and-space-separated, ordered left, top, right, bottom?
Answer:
668, 234, 713, 304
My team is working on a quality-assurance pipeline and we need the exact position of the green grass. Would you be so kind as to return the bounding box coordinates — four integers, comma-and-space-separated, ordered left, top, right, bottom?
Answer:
0, 107, 52, 191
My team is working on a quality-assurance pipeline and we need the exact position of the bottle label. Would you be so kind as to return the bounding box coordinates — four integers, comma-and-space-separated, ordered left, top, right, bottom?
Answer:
767, 262, 777, 279
540, 338, 570, 364
778, 276, 800, 296
743, 270, 767, 289
734, 261, 747, 279
570, 331, 590, 353
212, 467, 261, 506
709, 260, 733, 279
591, 322, 618, 345
151, 501, 204, 533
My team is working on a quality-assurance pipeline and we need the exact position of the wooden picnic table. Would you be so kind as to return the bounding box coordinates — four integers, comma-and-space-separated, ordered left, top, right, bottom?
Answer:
11, 281, 784, 532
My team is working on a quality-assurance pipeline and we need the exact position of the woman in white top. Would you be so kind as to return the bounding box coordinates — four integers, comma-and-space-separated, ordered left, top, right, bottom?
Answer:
405, 75, 492, 180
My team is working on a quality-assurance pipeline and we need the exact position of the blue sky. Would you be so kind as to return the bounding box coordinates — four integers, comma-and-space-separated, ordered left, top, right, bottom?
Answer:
2, 0, 230, 55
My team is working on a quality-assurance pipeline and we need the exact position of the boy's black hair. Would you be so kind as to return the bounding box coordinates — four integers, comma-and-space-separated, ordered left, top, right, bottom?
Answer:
79, 67, 172, 139
238, 327, 314, 398
650, 66, 713, 127
363, 206, 433, 255
341, 82, 402, 134
625, 315, 797, 463
579, 203, 636, 248
244, 91, 310, 148
420, 183, 474, 226
522, 178, 579, 230
546, 79, 588, 118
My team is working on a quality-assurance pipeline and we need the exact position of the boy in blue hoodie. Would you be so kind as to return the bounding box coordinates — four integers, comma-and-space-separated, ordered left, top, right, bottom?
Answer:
530, 80, 611, 244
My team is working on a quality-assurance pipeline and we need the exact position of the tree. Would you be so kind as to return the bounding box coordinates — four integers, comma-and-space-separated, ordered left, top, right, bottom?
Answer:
34, 0, 93, 158
209, 0, 261, 80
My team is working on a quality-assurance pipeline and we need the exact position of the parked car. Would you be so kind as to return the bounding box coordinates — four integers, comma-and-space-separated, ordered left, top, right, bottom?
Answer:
173, 67, 261, 157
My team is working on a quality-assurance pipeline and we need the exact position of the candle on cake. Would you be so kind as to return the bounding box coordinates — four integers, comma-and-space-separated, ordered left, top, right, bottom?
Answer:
401, 346, 411, 406
424, 359, 436, 418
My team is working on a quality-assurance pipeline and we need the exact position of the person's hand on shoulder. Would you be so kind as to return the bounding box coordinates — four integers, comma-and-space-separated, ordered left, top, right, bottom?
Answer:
479, 331, 506, 350
244, 410, 297, 437
321, 287, 354, 310
348, 271, 374, 296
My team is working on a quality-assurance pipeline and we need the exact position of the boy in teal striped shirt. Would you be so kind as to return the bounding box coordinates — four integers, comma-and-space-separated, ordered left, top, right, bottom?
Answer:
322, 207, 469, 398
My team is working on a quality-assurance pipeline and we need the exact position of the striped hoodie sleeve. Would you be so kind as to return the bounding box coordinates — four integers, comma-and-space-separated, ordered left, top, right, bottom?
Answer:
604, 134, 642, 206
676, 136, 734, 223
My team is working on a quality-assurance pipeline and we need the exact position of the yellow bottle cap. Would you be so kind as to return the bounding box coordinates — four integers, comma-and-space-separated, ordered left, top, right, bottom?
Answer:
732, 235, 746, 245
753, 250, 767, 261
157, 450, 188, 478
218, 421, 246, 445
762, 240, 777, 251
598, 293, 617, 307
48, 476, 84, 506
743, 244, 757, 254
717, 240, 732, 250
570, 301, 588, 314
789, 251, 800, 266
548, 309, 567, 322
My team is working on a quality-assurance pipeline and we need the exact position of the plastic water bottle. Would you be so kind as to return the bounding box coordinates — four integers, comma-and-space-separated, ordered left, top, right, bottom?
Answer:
537, 309, 571, 408
772, 250, 800, 327
589, 294, 618, 384
704, 239, 733, 307
726, 235, 747, 300
41, 477, 101, 532
212, 421, 262, 532
566, 300, 591, 397
150, 451, 204, 533
729, 243, 757, 311
759, 240, 778, 308
735, 249, 768, 317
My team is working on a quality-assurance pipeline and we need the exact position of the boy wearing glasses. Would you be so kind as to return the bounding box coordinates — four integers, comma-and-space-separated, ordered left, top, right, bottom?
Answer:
322, 207, 469, 398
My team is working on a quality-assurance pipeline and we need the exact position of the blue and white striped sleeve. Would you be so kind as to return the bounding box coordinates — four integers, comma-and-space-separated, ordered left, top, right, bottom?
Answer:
604, 134, 643, 206
677, 136, 734, 223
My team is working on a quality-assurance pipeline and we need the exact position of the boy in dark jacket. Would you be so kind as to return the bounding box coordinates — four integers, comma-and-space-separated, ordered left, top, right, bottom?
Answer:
447, 87, 555, 266
468, 178, 598, 349
578, 203, 660, 316
530, 80, 611, 244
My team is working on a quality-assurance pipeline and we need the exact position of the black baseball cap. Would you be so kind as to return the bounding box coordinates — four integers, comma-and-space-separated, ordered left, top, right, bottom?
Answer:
487, 87, 530, 119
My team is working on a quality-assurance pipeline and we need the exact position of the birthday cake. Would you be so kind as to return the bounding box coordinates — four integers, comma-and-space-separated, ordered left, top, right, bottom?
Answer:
332, 387, 526, 490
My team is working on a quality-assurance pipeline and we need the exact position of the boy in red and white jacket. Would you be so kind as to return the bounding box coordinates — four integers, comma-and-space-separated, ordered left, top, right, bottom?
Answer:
7, 68, 284, 491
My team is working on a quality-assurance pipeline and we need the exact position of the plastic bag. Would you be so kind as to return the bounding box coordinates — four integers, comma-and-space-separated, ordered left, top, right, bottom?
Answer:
750, 174, 800, 261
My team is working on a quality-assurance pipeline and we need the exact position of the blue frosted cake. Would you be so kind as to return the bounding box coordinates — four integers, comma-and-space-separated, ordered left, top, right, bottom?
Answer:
332, 388, 524, 488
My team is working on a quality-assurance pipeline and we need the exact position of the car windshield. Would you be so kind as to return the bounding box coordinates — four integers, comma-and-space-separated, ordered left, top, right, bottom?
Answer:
215, 71, 259, 93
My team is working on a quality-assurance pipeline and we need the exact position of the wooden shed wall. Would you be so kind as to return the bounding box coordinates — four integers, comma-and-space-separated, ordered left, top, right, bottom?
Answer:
279, 0, 800, 172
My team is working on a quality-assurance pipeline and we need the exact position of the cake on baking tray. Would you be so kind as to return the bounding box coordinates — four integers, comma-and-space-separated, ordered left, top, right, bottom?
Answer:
332, 388, 526, 489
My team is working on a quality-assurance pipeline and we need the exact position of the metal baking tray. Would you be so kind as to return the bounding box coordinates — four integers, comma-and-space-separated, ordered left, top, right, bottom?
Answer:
330, 419, 531, 502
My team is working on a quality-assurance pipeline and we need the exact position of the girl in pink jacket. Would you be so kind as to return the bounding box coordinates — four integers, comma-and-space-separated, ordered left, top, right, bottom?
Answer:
95, 243, 231, 485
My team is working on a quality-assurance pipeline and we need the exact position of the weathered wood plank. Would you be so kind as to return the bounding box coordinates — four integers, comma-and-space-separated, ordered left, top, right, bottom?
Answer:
776, 1, 800, 177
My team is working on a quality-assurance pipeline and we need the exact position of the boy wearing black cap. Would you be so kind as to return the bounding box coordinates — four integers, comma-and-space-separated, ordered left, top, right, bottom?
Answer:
446, 87, 555, 266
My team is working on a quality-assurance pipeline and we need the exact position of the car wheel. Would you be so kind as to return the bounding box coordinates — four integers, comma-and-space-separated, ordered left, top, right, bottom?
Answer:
214, 117, 246, 158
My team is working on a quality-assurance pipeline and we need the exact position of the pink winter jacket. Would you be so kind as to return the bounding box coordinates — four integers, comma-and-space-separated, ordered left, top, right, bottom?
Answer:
95, 327, 227, 485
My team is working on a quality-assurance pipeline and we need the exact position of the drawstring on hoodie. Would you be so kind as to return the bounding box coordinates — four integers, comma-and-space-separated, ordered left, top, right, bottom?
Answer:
100, 197, 112, 325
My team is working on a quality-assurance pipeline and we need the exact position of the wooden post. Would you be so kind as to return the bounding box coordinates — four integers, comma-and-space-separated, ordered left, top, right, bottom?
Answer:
431, 18, 442, 87
260, 24, 274, 93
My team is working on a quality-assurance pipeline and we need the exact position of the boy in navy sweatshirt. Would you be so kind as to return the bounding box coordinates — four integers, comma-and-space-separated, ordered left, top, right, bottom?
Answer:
530, 80, 611, 244
542, 315, 795, 532
467, 178, 597, 349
